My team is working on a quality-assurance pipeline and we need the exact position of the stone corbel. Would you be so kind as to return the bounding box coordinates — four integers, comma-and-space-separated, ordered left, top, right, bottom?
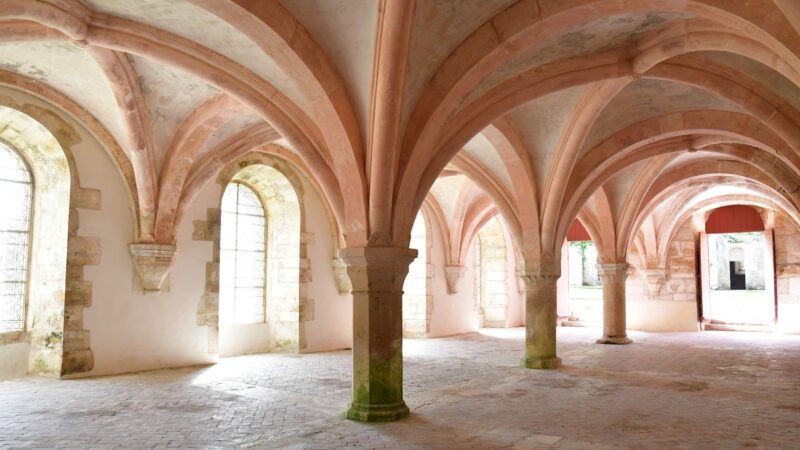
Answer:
642, 268, 666, 297
444, 265, 466, 294
331, 258, 352, 294
129, 243, 177, 293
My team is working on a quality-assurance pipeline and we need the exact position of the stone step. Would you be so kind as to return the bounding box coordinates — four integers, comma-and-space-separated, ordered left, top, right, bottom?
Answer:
702, 322, 773, 332
560, 319, 601, 328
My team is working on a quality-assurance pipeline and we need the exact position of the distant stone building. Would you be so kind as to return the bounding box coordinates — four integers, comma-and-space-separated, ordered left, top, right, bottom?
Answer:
708, 233, 766, 291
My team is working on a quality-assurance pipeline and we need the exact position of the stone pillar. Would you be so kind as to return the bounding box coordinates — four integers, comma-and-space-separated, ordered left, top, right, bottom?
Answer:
597, 263, 632, 345
521, 270, 562, 369
339, 247, 417, 422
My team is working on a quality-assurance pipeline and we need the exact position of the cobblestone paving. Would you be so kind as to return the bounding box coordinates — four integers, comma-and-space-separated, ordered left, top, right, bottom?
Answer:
2, 327, 800, 449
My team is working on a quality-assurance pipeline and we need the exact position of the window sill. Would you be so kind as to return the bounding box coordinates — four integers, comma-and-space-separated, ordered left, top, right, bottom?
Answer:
0, 331, 30, 345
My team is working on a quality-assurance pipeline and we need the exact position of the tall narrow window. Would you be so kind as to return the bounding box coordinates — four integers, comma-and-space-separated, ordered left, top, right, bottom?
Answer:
219, 182, 266, 325
0, 143, 32, 333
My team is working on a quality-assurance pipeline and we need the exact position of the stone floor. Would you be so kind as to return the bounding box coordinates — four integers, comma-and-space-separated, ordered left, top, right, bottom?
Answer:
2, 327, 800, 449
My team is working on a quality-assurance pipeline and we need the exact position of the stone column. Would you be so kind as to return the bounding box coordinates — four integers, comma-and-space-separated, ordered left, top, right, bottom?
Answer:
339, 246, 417, 422
597, 263, 632, 345
521, 270, 562, 369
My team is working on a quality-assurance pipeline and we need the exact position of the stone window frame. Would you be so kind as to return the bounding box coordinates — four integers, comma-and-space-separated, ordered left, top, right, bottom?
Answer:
0, 98, 101, 378
195, 151, 313, 355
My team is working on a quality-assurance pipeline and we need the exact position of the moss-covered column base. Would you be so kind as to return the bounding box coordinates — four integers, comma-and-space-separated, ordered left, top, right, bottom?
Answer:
597, 263, 632, 345
521, 270, 562, 370
340, 246, 417, 422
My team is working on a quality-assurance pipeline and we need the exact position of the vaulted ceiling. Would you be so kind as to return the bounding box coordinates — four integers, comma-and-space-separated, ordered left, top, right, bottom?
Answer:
2, 0, 800, 270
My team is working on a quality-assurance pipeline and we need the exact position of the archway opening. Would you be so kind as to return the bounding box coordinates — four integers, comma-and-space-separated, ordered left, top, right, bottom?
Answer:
702, 205, 774, 328
562, 220, 602, 326
474, 217, 508, 328
218, 164, 301, 357
402, 212, 430, 338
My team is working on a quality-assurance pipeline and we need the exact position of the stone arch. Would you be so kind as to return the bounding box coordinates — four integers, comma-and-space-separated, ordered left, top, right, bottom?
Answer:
655, 193, 794, 270
0, 104, 96, 378
627, 169, 799, 264
195, 153, 308, 356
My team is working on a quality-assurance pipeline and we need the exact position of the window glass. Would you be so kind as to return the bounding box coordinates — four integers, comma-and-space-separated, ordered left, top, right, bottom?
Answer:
0, 143, 32, 332
219, 182, 266, 324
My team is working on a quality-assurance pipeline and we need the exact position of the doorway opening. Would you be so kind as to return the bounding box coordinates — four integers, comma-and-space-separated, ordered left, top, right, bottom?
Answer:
701, 206, 775, 329
562, 220, 602, 326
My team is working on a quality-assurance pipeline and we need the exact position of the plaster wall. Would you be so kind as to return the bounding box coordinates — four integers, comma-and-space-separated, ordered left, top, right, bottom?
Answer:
299, 180, 352, 352
80, 134, 212, 376
428, 217, 478, 337
627, 300, 699, 331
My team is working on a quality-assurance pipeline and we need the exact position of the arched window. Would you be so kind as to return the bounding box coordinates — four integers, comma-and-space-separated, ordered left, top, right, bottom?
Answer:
0, 143, 32, 333
219, 182, 266, 325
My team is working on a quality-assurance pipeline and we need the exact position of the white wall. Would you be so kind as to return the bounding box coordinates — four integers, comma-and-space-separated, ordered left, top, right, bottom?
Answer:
79, 131, 213, 376
503, 224, 524, 327
429, 216, 478, 337
299, 176, 352, 352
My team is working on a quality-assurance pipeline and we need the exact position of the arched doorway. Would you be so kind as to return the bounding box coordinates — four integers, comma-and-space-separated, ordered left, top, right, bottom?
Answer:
701, 205, 775, 328
560, 219, 602, 326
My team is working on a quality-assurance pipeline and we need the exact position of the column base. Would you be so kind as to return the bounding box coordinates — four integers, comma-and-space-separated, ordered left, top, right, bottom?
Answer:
596, 335, 632, 345
520, 356, 562, 370
345, 401, 410, 422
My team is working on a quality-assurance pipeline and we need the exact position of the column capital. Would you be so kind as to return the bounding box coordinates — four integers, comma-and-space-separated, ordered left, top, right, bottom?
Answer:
599, 262, 630, 279
522, 270, 560, 287
599, 262, 629, 272
338, 246, 417, 267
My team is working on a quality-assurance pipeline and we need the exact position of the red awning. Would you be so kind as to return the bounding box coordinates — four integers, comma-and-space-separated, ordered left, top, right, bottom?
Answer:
567, 219, 591, 241
705, 205, 764, 234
